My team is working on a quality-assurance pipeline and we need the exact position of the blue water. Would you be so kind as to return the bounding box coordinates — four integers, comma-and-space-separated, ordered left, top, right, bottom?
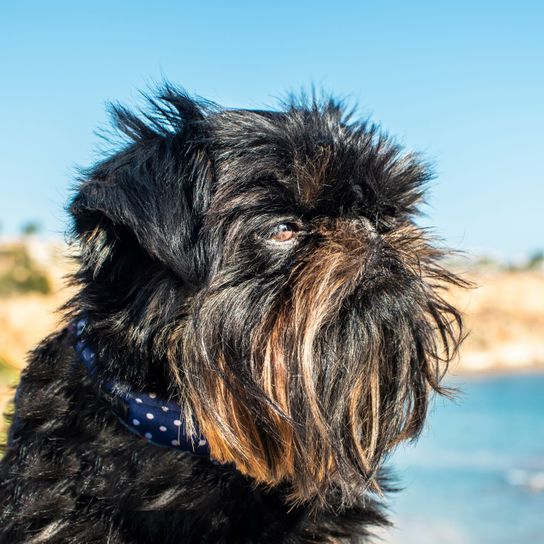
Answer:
383, 373, 544, 544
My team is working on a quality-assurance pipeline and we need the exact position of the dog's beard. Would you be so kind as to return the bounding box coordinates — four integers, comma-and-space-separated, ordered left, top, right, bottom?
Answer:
166, 218, 464, 506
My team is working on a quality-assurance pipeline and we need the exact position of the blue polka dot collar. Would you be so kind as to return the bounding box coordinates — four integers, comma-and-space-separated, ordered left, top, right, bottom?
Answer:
70, 317, 211, 457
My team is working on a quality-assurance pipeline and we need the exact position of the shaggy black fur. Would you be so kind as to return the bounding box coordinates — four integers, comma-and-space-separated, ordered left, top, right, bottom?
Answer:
0, 85, 465, 543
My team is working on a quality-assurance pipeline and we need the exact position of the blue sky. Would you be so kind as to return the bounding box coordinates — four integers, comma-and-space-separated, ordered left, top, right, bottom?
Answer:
1, 1, 542, 259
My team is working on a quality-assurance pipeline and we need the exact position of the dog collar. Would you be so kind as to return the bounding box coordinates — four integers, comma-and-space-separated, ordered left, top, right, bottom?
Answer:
70, 318, 210, 457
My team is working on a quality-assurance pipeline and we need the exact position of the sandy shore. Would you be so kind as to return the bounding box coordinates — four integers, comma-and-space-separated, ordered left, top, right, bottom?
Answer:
448, 269, 544, 374
1, 241, 543, 440
1, 241, 543, 375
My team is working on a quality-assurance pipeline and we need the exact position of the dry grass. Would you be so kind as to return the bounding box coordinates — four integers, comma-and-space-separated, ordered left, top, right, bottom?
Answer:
0, 239, 74, 439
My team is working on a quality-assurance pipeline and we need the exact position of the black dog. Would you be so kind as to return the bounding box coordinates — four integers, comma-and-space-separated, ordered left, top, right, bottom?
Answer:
0, 86, 465, 543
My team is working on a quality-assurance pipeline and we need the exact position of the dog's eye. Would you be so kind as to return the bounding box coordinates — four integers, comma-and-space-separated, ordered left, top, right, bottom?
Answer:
268, 223, 299, 242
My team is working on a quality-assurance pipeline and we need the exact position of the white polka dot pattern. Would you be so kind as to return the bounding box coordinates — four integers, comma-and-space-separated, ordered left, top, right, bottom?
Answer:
71, 317, 211, 457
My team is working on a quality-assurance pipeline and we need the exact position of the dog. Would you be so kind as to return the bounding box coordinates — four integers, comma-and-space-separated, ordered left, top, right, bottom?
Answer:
0, 85, 465, 543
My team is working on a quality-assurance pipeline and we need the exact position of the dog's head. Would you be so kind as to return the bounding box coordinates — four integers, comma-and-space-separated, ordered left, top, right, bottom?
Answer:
69, 86, 465, 506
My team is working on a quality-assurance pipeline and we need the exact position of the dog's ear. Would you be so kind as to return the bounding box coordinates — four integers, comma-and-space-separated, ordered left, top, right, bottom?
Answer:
69, 90, 213, 284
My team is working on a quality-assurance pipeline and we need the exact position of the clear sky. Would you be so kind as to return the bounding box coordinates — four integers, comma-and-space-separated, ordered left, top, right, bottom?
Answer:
1, 1, 543, 259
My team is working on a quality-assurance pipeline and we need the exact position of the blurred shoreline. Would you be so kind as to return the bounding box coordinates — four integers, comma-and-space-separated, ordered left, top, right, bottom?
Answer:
1, 237, 544, 449
451, 363, 544, 378
1, 238, 543, 376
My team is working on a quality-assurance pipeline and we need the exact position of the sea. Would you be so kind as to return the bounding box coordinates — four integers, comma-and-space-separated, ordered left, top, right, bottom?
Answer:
381, 372, 544, 544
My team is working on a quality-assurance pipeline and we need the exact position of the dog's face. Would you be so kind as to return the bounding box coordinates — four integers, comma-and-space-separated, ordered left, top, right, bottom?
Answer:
70, 88, 464, 506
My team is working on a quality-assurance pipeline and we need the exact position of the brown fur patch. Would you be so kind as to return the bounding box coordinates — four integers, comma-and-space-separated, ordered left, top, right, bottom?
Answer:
294, 145, 333, 206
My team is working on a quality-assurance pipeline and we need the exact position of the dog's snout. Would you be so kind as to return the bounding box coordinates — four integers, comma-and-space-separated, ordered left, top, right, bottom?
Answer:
315, 217, 380, 252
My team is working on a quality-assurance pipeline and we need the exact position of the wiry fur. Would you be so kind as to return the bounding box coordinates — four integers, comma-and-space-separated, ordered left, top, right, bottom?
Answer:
0, 85, 466, 543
